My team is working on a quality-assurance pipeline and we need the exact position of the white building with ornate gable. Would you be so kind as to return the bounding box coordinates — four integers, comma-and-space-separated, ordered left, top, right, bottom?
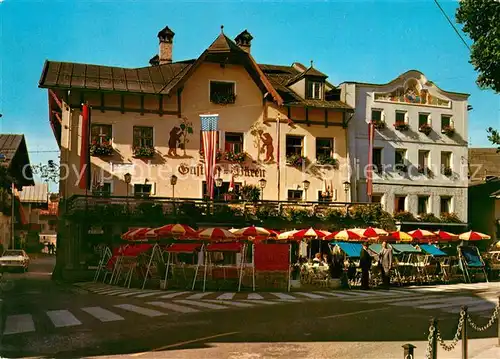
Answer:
340, 70, 469, 222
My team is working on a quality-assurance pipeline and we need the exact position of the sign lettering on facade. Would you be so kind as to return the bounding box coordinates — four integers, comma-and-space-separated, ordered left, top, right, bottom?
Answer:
177, 163, 266, 178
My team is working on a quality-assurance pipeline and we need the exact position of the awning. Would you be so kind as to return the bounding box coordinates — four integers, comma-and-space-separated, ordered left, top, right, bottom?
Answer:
392, 243, 421, 253
335, 242, 362, 258
369, 243, 396, 255
167, 243, 202, 253
419, 244, 447, 257
206, 242, 243, 252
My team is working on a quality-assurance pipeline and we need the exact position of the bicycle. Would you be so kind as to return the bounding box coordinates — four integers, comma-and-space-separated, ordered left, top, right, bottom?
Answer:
0, 272, 14, 292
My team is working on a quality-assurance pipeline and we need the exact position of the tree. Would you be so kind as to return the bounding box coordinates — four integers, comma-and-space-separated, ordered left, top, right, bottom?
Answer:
456, 0, 500, 149
31, 160, 60, 184
456, 0, 500, 93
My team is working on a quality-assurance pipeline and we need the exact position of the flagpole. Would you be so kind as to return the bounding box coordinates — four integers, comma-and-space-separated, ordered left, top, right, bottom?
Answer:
11, 182, 14, 249
276, 113, 280, 202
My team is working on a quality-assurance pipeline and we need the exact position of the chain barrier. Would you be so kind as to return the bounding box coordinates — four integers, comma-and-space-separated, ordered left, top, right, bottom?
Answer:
467, 303, 500, 332
436, 308, 465, 351
424, 323, 435, 359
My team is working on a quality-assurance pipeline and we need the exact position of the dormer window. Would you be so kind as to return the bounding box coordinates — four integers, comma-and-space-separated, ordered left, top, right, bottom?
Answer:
306, 80, 323, 100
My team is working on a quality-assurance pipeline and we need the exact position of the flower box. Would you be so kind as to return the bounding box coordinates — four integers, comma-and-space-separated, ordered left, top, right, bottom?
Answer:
442, 166, 453, 177
211, 93, 236, 105
133, 146, 155, 158
418, 123, 432, 136
224, 150, 247, 163
441, 126, 455, 136
372, 120, 386, 130
395, 164, 408, 173
418, 166, 434, 177
286, 154, 307, 168
90, 141, 113, 157
394, 122, 410, 131
316, 155, 339, 168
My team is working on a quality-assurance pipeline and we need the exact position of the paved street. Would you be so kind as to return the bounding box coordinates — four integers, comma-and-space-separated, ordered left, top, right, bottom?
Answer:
1, 257, 499, 358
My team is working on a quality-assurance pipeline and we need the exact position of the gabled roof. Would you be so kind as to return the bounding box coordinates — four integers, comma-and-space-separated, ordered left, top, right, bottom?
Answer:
0, 134, 34, 188
287, 66, 328, 86
206, 33, 245, 53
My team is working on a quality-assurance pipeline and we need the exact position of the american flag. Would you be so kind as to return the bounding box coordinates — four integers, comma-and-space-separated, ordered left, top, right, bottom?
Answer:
200, 114, 219, 200
367, 121, 375, 199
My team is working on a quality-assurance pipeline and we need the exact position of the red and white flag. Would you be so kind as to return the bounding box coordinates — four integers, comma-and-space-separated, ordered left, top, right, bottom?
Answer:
228, 174, 235, 192
367, 121, 375, 198
200, 114, 219, 200
79, 103, 91, 190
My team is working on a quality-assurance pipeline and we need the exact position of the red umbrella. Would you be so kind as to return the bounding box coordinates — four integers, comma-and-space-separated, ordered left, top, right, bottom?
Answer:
291, 227, 331, 240
459, 231, 491, 241
232, 226, 275, 239
408, 229, 436, 242
325, 230, 365, 241
197, 227, 236, 241
128, 228, 151, 241
148, 224, 197, 239
434, 230, 459, 242
352, 227, 388, 238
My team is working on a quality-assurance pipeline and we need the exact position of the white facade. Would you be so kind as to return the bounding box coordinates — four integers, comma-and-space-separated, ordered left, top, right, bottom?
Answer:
340, 70, 469, 222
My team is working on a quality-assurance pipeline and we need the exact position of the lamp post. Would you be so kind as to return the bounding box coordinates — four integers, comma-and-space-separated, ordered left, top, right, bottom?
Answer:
343, 181, 350, 202
302, 179, 310, 201
259, 178, 267, 201
215, 177, 223, 201
124, 173, 131, 213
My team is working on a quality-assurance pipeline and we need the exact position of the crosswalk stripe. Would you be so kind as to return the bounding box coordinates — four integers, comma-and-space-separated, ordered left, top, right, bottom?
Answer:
117, 290, 144, 297
247, 293, 264, 300
216, 293, 235, 300
419, 297, 489, 310
242, 299, 278, 305
186, 292, 214, 300
387, 295, 449, 307
174, 300, 228, 310
3, 314, 35, 335
46, 310, 82, 328
81, 307, 124, 322
134, 291, 164, 298
350, 294, 430, 304
97, 289, 133, 296
294, 292, 326, 299
92, 288, 125, 294
159, 291, 190, 299
204, 300, 255, 308
315, 291, 357, 298
270, 293, 296, 300
114, 304, 166, 317
341, 291, 424, 302
147, 301, 200, 313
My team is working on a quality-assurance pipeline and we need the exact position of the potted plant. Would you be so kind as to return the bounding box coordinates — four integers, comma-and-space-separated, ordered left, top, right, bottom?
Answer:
442, 166, 453, 177
90, 139, 113, 157
442, 125, 455, 136
316, 155, 339, 168
394, 122, 410, 131
395, 164, 408, 173
372, 119, 386, 130
132, 146, 155, 158
418, 123, 432, 136
211, 93, 236, 105
240, 184, 260, 202
418, 166, 434, 178
224, 151, 247, 164
286, 154, 308, 169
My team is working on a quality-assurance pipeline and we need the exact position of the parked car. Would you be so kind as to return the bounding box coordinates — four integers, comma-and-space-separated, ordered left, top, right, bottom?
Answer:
0, 249, 30, 272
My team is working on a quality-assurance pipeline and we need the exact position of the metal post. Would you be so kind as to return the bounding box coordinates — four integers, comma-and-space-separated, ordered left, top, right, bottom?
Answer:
402, 343, 416, 359
497, 297, 500, 347
462, 306, 468, 359
11, 183, 14, 249
431, 317, 438, 359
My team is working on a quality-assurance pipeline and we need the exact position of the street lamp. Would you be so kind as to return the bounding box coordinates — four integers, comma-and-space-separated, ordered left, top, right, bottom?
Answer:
124, 173, 132, 213
170, 174, 178, 199
302, 179, 310, 201
259, 178, 267, 201
343, 181, 350, 202
215, 177, 223, 200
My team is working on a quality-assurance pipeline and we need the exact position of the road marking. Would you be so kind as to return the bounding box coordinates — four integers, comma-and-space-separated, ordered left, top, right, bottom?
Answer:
387, 295, 450, 306
315, 291, 356, 298
270, 293, 296, 300
3, 314, 35, 335
130, 331, 239, 356
81, 307, 124, 322
216, 292, 235, 300
46, 310, 82, 328
204, 300, 254, 308
114, 304, 166, 317
186, 292, 214, 300
147, 301, 200, 313
134, 291, 164, 298
247, 293, 264, 300
294, 292, 326, 299
117, 290, 145, 297
174, 300, 228, 310
350, 294, 429, 304
418, 297, 488, 310
97, 289, 133, 296
321, 307, 390, 319
242, 299, 278, 305
159, 291, 189, 299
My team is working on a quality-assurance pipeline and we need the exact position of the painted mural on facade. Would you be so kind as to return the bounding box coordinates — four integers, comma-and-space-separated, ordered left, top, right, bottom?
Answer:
374, 78, 450, 107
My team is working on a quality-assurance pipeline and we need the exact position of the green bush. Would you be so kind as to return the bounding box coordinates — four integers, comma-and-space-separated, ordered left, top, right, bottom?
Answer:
419, 213, 441, 223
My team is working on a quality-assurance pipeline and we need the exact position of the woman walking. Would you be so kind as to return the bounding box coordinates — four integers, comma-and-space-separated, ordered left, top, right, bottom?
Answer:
379, 241, 392, 289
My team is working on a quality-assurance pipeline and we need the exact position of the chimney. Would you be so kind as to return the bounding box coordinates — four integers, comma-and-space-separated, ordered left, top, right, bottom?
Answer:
158, 26, 175, 64
235, 30, 253, 53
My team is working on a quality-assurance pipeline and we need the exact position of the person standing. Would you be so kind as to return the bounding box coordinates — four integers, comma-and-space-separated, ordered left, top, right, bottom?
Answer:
360, 242, 372, 289
379, 241, 393, 289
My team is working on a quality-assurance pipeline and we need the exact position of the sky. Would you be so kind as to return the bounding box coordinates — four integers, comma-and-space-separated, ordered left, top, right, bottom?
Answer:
1, 0, 499, 191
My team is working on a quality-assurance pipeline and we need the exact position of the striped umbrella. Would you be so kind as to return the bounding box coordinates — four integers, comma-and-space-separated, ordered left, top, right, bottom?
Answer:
352, 227, 388, 238
408, 229, 437, 241
232, 226, 279, 240
121, 228, 138, 240
197, 227, 236, 241
389, 231, 413, 242
291, 227, 331, 240
458, 231, 491, 241
434, 230, 459, 241
127, 228, 151, 241
148, 224, 197, 239
325, 230, 365, 241
277, 229, 300, 240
